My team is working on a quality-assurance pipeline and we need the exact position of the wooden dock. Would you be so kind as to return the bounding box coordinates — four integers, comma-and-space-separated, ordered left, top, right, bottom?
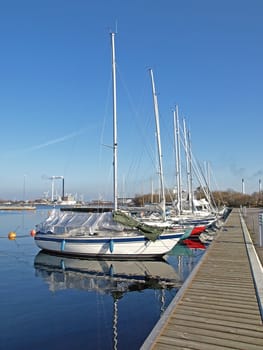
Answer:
0, 205, 36, 210
141, 208, 263, 350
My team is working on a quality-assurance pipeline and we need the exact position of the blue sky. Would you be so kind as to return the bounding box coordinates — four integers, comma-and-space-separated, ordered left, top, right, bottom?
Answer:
0, 0, 262, 201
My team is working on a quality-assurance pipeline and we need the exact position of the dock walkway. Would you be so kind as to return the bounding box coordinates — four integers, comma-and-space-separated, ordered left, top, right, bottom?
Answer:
141, 208, 263, 350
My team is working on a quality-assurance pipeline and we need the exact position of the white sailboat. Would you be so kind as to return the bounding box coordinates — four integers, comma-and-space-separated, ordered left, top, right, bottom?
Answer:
167, 109, 219, 228
133, 101, 216, 237
34, 33, 186, 259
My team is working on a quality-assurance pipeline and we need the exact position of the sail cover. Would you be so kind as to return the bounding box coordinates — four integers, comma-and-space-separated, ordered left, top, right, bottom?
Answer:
113, 210, 164, 241
36, 210, 125, 236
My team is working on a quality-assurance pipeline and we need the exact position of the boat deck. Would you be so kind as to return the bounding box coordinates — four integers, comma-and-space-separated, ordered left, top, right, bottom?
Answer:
141, 208, 263, 349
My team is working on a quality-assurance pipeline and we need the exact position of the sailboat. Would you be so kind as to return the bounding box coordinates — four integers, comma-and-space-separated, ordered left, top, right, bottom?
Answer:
167, 108, 219, 228
130, 71, 202, 241
34, 33, 186, 259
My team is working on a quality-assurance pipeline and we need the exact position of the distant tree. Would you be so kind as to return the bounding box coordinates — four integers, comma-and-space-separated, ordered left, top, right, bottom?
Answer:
134, 189, 263, 208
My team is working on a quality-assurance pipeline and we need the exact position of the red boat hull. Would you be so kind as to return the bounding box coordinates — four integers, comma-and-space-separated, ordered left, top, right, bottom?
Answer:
190, 225, 206, 236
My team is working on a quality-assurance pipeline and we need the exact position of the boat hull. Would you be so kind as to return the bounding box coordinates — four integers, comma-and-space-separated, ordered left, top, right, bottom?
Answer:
34, 231, 183, 259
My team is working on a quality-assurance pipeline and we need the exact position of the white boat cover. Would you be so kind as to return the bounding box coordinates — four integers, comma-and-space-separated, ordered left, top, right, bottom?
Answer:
36, 210, 126, 236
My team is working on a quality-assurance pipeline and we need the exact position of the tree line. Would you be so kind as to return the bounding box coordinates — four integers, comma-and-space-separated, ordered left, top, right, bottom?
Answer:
133, 189, 263, 208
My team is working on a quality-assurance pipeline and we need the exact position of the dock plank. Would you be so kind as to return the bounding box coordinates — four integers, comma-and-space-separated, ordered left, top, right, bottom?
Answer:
169, 313, 263, 331
167, 319, 263, 338
141, 209, 263, 349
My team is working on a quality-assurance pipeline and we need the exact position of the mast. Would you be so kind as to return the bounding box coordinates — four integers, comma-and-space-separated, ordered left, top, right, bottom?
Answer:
111, 32, 118, 211
62, 177, 65, 199
149, 69, 166, 221
173, 106, 182, 214
205, 160, 211, 204
183, 118, 193, 213
187, 127, 194, 212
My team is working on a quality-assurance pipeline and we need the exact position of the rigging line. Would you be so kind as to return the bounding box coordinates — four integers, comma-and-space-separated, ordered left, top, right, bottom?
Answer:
95, 165, 113, 202
116, 65, 159, 171
195, 159, 218, 210
98, 69, 112, 159
116, 64, 149, 128
209, 163, 222, 192
94, 67, 113, 202
178, 124, 203, 187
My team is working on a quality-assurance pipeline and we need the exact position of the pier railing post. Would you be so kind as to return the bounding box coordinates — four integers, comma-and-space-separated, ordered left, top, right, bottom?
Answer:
259, 212, 263, 247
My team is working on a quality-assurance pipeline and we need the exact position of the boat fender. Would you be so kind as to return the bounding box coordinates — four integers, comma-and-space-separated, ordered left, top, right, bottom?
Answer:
109, 239, 114, 253
61, 239, 66, 251
109, 264, 114, 276
60, 259, 65, 270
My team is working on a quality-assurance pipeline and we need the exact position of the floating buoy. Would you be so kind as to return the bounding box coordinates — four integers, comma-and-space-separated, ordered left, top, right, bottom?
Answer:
8, 231, 16, 240
30, 229, 36, 237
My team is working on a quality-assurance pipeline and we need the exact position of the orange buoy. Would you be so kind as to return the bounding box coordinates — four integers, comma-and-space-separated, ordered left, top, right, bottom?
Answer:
30, 229, 36, 237
8, 231, 16, 240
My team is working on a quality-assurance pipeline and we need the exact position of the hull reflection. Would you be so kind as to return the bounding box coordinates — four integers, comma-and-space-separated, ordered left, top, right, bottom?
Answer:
34, 251, 181, 294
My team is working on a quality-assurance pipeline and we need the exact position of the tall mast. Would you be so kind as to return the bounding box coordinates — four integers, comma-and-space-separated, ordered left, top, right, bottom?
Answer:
173, 105, 182, 214
149, 69, 166, 221
111, 32, 118, 211
183, 118, 193, 213
205, 160, 211, 204
187, 127, 194, 212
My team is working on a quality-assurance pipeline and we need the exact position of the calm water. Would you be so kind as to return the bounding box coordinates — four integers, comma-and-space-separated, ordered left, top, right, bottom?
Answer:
0, 207, 206, 350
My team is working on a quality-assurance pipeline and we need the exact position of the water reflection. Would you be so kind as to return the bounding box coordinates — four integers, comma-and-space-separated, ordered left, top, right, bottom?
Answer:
168, 240, 207, 282
34, 251, 182, 294
34, 252, 182, 349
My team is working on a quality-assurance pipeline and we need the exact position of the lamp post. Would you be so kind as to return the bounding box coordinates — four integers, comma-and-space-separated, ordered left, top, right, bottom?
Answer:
23, 174, 26, 202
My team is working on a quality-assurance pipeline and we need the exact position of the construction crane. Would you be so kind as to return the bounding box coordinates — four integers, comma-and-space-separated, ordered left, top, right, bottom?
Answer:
48, 176, 64, 201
